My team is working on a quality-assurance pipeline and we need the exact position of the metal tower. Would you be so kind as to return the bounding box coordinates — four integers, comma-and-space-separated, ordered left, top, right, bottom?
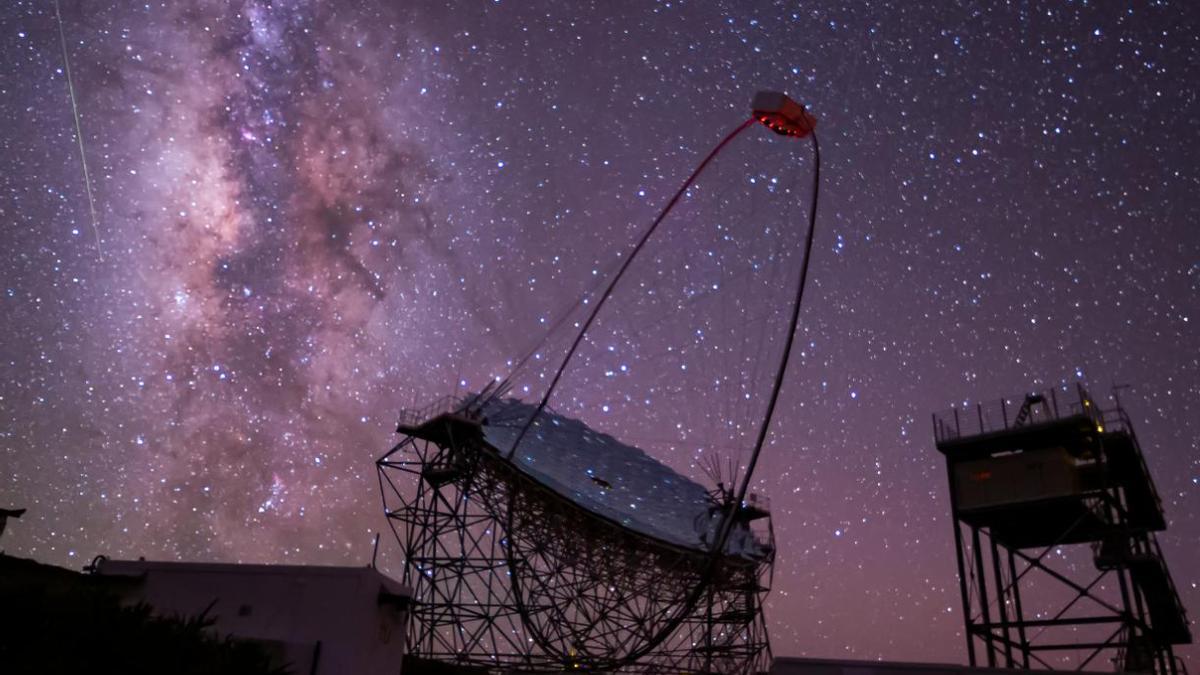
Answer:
933, 384, 1191, 673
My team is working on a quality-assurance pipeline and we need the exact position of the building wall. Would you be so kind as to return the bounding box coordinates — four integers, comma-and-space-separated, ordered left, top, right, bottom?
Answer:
96, 560, 410, 675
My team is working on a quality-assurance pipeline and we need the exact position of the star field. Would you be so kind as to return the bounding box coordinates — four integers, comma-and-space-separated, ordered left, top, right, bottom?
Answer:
1, 0, 1197, 667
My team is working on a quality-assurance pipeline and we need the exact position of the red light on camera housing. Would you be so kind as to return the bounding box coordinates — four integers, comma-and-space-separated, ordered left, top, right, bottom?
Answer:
752, 91, 817, 138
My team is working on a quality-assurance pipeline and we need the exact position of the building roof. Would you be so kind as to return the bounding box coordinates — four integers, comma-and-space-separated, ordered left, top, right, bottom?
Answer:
95, 559, 412, 603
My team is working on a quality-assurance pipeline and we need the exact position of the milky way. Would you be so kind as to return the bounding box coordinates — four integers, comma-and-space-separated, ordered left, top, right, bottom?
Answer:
2, 0, 1197, 666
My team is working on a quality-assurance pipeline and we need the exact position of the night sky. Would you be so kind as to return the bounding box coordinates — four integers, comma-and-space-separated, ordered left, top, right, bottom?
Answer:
2, 0, 1197, 667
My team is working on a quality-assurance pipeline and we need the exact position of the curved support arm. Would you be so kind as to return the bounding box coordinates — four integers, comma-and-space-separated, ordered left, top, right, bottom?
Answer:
502, 118, 822, 669
623, 127, 820, 671
720, 129, 820, 555
504, 117, 758, 461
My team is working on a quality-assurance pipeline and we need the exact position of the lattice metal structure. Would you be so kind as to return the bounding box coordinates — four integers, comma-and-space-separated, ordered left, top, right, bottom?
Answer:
377, 399, 774, 673
375, 91, 821, 673
933, 384, 1191, 673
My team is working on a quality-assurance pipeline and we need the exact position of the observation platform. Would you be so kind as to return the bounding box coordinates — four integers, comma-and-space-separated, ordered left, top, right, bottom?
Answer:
396, 395, 773, 560
933, 388, 1166, 546
933, 385, 1191, 650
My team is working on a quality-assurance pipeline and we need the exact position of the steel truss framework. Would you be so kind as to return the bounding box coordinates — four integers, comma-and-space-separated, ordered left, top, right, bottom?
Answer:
377, 416, 774, 673
952, 497, 1186, 673
937, 386, 1190, 674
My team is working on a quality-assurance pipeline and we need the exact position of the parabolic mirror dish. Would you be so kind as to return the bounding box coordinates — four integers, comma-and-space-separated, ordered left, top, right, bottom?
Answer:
481, 397, 769, 558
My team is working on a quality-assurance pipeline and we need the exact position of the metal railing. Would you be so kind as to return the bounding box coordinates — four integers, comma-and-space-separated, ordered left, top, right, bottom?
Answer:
932, 384, 1102, 443
396, 394, 469, 429
1097, 405, 1168, 526
1147, 533, 1189, 628
1098, 406, 1133, 434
